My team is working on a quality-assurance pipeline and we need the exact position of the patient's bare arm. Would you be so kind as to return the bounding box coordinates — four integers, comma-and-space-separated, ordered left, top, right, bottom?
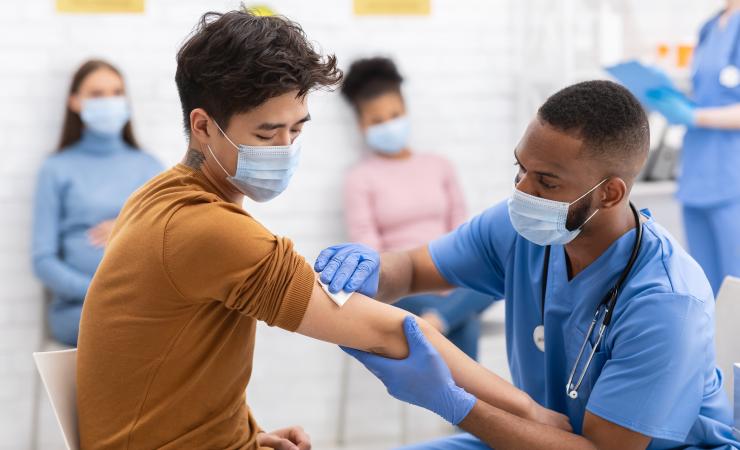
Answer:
294, 279, 569, 430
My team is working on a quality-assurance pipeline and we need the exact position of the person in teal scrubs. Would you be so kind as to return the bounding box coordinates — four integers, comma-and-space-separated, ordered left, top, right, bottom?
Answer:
32, 60, 162, 346
647, 1, 740, 294
317, 81, 739, 449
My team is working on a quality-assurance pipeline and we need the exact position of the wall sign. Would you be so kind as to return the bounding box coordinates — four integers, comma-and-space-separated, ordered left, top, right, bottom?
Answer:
354, 0, 430, 16
56, 0, 145, 13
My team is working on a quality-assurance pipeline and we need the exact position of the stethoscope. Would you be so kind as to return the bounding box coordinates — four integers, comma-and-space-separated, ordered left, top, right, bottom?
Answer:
718, 33, 740, 88
704, 12, 740, 88
533, 203, 643, 400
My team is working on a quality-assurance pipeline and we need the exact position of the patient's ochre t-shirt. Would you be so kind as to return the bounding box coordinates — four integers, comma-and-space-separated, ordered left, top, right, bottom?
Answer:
76, 164, 314, 449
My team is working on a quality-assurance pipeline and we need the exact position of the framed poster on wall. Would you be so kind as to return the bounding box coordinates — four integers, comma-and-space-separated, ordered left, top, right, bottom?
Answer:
354, 0, 430, 16
56, 0, 145, 14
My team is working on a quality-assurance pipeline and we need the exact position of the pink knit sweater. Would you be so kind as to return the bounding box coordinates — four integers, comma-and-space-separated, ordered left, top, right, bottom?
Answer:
344, 153, 467, 252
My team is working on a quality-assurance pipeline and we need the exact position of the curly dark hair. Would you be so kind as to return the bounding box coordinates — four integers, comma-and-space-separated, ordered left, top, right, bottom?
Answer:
538, 80, 649, 177
340, 57, 403, 110
175, 10, 342, 133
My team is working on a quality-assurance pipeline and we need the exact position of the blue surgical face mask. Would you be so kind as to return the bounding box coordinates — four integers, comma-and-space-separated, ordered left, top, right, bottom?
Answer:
206, 120, 301, 202
507, 179, 607, 246
80, 96, 131, 136
365, 116, 411, 155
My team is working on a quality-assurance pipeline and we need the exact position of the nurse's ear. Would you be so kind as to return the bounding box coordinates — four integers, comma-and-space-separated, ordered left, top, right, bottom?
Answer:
598, 177, 628, 210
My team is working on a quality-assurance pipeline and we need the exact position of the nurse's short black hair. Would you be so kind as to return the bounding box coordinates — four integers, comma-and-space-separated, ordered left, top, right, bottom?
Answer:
538, 80, 650, 178
175, 9, 342, 134
341, 57, 403, 110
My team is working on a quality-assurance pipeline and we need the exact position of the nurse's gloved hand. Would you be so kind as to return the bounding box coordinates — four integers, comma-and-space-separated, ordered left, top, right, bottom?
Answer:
341, 316, 477, 425
314, 243, 380, 296
645, 87, 696, 126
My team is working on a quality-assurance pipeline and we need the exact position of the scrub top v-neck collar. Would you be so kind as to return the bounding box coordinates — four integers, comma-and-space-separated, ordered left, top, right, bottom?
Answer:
543, 215, 644, 337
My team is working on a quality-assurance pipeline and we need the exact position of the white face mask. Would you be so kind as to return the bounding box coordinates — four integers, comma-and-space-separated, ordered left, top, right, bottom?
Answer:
365, 116, 411, 154
507, 179, 607, 246
206, 120, 301, 202
80, 96, 130, 136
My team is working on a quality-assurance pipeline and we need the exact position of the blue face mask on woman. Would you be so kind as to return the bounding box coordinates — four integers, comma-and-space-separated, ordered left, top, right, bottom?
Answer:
80, 96, 131, 136
507, 178, 607, 246
365, 115, 411, 155
206, 120, 301, 203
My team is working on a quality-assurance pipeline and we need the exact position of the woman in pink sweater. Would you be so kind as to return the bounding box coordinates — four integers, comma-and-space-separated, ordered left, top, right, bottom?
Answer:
341, 57, 495, 359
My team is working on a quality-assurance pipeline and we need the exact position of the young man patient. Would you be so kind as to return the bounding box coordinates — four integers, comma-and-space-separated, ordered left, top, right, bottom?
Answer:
75, 9, 568, 450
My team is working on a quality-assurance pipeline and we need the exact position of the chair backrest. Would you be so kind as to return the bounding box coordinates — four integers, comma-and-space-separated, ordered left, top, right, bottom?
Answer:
734, 364, 739, 437
33, 348, 79, 450
715, 276, 740, 403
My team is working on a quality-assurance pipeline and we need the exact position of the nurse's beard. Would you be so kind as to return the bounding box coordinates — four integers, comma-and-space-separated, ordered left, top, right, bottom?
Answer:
566, 192, 595, 232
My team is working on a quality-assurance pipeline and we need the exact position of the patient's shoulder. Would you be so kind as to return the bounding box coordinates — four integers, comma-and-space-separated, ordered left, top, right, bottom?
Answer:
168, 198, 266, 238
164, 199, 279, 274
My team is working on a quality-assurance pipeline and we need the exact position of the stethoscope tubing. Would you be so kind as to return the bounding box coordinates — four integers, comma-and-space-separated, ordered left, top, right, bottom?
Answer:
539, 203, 644, 400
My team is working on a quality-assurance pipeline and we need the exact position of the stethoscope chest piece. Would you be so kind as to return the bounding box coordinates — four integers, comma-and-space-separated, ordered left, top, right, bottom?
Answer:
533, 325, 545, 352
720, 65, 740, 88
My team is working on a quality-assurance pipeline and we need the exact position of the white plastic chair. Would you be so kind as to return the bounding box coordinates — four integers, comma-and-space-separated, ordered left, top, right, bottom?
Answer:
33, 348, 80, 450
734, 363, 739, 438
715, 276, 740, 403
30, 289, 73, 450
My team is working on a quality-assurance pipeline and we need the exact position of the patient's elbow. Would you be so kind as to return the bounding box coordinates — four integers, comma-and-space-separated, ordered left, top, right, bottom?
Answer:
373, 314, 435, 360
367, 320, 411, 360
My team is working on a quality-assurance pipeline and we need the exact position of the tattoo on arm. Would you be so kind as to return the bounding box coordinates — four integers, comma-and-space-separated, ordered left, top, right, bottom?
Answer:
184, 147, 206, 170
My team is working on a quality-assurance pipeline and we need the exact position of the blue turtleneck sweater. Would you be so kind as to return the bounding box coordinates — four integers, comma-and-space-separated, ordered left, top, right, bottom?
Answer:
32, 131, 163, 308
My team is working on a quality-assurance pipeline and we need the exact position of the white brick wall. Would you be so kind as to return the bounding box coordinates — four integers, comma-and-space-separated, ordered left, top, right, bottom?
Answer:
0, 1, 722, 448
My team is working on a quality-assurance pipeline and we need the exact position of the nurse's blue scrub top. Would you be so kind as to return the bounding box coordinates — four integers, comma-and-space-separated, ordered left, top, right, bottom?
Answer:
429, 201, 739, 449
679, 11, 740, 207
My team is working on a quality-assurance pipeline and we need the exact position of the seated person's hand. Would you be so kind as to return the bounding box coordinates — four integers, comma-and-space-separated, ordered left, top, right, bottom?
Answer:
341, 316, 476, 425
420, 310, 448, 334
88, 219, 117, 248
313, 243, 380, 296
256, 426, 311, 450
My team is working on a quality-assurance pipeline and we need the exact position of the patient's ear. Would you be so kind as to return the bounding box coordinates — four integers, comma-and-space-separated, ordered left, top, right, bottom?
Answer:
190, 108, 213, 146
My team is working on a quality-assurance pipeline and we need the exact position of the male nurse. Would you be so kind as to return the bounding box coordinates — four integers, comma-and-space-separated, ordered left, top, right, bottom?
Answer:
317, 81, 740, 450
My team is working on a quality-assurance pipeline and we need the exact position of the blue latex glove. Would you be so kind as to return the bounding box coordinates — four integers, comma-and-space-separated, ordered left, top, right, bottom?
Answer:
341, 316, 477, 425
313, 243, 380, 296
645, 87, 696, 126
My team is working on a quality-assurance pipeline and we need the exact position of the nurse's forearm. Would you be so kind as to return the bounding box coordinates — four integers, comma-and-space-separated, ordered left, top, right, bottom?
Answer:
695, 104, 740, 129
461, 402, 651, 450
376, 246, 454, 303
376, 250, 415, 303
460, 401, 596, 450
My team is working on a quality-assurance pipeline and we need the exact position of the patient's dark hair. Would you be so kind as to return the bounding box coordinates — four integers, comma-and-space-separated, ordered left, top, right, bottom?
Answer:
341, 57, 403, 110
538, 80, 649, 178
175, 9, 342, 133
